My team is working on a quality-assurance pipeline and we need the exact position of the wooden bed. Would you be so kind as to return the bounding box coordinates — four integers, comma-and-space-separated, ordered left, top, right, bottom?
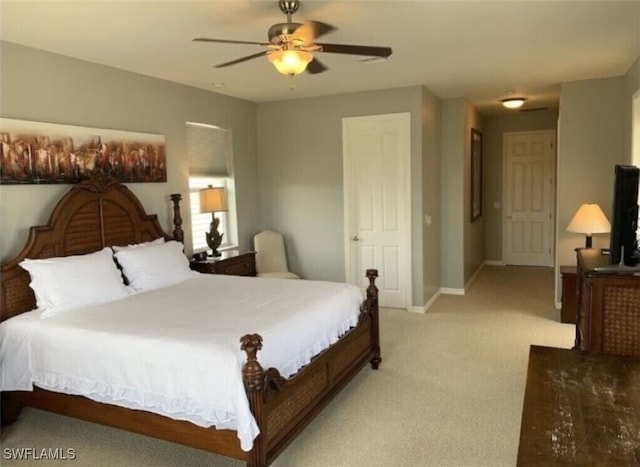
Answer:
0, 177, 381, 467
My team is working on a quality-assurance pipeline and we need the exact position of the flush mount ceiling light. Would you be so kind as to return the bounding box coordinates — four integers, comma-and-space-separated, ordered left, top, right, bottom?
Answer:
501, 97, 526, 109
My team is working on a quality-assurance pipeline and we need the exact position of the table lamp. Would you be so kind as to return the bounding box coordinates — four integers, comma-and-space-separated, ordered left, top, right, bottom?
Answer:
199, 186, 228, 257
566, 203, 611, 248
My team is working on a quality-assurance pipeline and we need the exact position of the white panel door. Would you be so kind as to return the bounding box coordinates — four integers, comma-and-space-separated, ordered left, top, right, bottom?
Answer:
503, 131, 556, 266
342, 113, 411, 309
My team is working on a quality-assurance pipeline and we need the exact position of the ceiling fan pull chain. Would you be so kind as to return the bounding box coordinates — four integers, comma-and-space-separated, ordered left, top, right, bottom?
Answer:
289, 75, 296, 92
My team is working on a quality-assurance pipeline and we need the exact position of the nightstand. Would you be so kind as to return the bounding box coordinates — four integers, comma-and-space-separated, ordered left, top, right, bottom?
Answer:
190, 250, 257, 277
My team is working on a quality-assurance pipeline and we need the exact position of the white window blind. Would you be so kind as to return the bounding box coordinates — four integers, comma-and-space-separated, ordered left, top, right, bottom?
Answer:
187, 122, 229, 177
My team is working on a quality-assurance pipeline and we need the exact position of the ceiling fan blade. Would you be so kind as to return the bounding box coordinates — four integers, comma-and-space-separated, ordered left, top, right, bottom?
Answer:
306, 57, 328, 75
194, 37, 271, 47
292, 21, 336, 44
215, 51, 268, 68
316, 43, 392, 58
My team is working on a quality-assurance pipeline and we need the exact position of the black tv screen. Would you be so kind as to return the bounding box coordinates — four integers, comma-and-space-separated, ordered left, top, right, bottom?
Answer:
609, 164, 640, 265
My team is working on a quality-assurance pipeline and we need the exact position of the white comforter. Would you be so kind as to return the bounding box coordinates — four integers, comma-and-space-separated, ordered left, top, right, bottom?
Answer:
0, 274, 364, 451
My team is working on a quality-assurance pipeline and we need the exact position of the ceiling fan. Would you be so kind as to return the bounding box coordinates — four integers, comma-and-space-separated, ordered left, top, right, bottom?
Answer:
193, 0, 392, 76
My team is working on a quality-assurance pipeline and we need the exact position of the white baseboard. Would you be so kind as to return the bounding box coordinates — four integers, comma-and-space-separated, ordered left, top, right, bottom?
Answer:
424, 289, 441, 311
464, 262, 485, 292
417, 261, 508, 311
411, 289, 442, 313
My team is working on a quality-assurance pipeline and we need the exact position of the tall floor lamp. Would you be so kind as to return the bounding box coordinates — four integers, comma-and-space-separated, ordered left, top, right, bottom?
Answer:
566, 203, 611, 248
199, 186, 228, 257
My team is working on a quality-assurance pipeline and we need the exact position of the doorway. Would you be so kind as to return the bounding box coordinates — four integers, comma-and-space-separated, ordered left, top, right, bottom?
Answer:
342, 113, 411, 309
503, 130, 556, 266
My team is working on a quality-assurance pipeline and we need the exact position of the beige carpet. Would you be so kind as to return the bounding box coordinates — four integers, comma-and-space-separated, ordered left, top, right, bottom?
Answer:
1, 265, 574, 466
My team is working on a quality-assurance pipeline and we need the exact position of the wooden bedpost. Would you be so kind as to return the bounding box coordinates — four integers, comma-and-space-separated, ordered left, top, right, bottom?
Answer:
169, 193, 184, 243
365, 269, 381, 369
240, 334, 268, 467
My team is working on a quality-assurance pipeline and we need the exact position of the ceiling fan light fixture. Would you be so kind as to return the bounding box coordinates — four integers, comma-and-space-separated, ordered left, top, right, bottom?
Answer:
501, 97, 526, 109
268, 49, 313, 76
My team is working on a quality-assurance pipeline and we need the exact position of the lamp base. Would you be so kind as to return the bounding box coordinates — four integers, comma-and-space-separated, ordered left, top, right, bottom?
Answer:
205, 214, 224, 258
585, 235, 593, 249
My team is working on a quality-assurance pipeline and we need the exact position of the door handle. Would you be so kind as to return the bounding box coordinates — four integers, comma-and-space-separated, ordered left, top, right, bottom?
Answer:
352, 236, 360, 241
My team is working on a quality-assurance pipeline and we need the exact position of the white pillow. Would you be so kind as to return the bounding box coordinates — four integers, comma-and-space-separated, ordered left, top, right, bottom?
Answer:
20, 247, 132, 318
113, 240, 195, 293
111, 237, 165, 252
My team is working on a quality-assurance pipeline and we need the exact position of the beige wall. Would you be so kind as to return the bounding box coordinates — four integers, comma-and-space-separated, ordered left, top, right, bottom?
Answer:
463, 101, 485, 285
555, 61, 640, 302
421, 87, 442, 304
557, 76, 628, 269
440, 99, 485, 290
255, 86, 442, 308
440, 99, 465, 289
255, 85, 446, 308
556, 76, 629, 305
0, 42, 259, 261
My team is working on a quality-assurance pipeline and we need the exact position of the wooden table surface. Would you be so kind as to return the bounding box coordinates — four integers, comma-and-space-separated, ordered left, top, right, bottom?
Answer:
517, 345, 640, 466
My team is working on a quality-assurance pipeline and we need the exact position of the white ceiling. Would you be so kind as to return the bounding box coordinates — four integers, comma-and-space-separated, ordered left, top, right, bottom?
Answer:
1, 1, 639, 115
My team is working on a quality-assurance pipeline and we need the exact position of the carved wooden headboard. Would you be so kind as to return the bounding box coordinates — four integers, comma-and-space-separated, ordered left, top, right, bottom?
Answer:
0, 177, 183, 321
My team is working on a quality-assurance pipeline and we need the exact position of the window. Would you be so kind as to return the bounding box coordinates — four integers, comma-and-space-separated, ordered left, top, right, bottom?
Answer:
186, 122, 236, 253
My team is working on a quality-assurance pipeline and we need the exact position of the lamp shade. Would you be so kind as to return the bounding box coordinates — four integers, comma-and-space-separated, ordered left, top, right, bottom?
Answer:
566, 204, 610, 235
268, 50, 313, 75
199, 187, 228, 213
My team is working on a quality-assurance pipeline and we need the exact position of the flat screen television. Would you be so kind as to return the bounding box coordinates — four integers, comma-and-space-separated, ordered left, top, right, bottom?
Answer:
609, 164, 640, 266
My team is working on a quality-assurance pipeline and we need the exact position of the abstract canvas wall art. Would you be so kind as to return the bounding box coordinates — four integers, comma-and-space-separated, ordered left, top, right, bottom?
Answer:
0, 118, 166, 184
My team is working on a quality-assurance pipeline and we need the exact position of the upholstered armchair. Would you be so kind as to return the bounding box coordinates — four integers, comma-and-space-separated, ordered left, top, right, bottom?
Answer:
253, 230, 300, 279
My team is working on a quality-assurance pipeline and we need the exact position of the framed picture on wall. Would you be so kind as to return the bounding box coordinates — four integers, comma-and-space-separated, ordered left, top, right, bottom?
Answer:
0, 118, 167, 184
470, 128, 483, 222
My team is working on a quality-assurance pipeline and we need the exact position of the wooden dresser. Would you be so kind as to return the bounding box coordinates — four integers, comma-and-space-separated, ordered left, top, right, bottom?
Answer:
575, 248, 640, 356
